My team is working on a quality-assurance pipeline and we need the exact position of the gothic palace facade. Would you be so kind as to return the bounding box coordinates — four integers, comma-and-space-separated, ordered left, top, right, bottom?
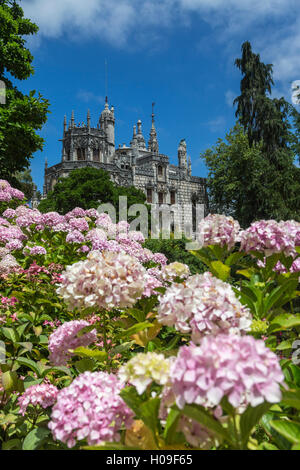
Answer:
43, 100, 207, 232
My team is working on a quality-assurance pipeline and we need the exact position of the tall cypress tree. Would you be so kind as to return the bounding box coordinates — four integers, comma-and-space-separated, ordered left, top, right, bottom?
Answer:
233, 41, 300, 222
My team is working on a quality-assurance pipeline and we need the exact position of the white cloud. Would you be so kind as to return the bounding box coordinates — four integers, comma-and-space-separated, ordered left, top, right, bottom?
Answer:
20, 0, 300, 88
225, 90, 236, 108
207, 116, 226, 133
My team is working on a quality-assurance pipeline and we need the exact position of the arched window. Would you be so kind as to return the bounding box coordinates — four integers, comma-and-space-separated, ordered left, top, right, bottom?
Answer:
157, 165, 163, 177
77, 148, 86, 161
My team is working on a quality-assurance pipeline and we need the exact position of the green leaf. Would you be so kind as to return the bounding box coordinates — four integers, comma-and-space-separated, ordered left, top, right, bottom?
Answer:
22, 427, 51, 450
15, 357, 43, 377
225, 252, 244, 266
120, 386, 143, 417
2, 371, 18, 392
71, 347, 107, 361
210, 260, 231, 281
117, 322, 153, 339
181, 404, 233, 445
270, 420, 300, 445
75, 358, 95, 373
240, 402, 271, 447
269, 314, 300, 332
139, 398, 160, 435
276, 340, 293, 351
110, 341, 135, 356
281, 390, 300, 410
163, 408, 182, 445
1, 327, 19, 343
2, 439, 22, 450
42, 366, 72, 378
16, 342, 33, 352
127, 308, 146, 323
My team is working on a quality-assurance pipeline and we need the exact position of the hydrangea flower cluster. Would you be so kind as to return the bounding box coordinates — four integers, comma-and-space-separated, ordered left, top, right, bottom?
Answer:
48, 371, 133, 448
240, 220, 297, 257
197, 214, 240, 249
169, 336, 284, 409
118, 352, 173, 394
24, 245, 47, 256
0, 180, 24, 202
48, 320, 97, 366
0, 254, 21, 275
157, 272, 252, 341
161, 262, 190, 282
57, 250, 146, 311
18, 383, 58, 416
143, 273, 163, 297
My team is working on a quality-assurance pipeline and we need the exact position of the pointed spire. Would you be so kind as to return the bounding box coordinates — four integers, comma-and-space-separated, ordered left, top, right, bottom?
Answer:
87, 109, 91, 130
71, 110, 75, 128
148, 103, 159, 153
45, 158, 48, 171
130, 124, 137, 147
63, 115, 67, 134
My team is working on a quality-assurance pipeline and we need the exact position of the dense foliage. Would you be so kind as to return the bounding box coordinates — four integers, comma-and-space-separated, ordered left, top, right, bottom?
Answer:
202, 41, 300, 227
0, 0, 49, 184
38, 167, 148, 217
0, 180, 300, 451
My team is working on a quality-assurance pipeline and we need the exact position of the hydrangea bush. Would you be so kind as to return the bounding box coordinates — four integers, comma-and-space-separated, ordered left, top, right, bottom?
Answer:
0, 182, 300, 450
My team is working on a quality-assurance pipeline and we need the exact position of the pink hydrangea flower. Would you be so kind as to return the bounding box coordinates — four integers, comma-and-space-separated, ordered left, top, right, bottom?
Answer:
143, 273, 163, 297
240, 220, 296, 257
57, 250, 146, 311
48, 371, 133, 448
68, 217, 89, 232
170, 336, 284, 410
65, 207, 86, 219
48, 320, 97, 366
29, 245, 47, 256
197, 214, 240, 249
158, 272, 252, 341
18, 383, 58, 416
66, 230, 85, 243
5, 239, 23, 251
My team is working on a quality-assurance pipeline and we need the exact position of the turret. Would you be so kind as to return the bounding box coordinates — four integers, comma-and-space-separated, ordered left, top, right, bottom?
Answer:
136, 120, 146, 149
178, 139, 187, 170
99, 98, 115, 157
148, 102, 159, 154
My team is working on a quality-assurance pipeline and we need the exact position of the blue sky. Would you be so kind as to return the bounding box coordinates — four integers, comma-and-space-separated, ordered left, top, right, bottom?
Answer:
18, 0, 300, 192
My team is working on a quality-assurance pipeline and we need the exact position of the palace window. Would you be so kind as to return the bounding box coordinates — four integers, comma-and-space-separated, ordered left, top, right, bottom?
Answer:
157, 165, 163, 177
170, 191, 176, 205
158, 192, 164, 205
77, 148, 86, 161
93, 149, 100, 161
147, 188, 152, 203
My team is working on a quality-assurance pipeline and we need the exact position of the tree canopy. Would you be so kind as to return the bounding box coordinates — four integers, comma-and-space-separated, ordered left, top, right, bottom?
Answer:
202, 41, 300, 227
0, 0, 49, 184
38, 167, 148, 216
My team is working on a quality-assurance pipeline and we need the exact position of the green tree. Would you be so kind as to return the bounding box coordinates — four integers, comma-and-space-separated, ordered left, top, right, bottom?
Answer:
144, 236, 206, 275
0, 0, 49, 184
14, 168, 34, 201
202, 41, 300, 226
201, 124, 300, 227
38, 167, 147, 216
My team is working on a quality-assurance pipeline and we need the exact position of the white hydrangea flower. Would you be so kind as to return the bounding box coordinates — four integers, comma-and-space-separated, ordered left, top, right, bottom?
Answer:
118, 352, 174, 395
